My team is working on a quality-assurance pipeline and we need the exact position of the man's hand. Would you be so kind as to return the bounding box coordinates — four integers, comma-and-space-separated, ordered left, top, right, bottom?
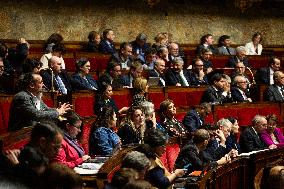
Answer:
56, 103, 72, 115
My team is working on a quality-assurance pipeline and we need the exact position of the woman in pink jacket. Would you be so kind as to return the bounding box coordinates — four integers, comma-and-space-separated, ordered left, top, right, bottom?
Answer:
53, 111, 90, 168
260, 114, 284, 149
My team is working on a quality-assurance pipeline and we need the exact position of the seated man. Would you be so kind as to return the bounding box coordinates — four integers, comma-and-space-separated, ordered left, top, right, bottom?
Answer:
200, 48, 213, 74
112, 42, 133, 70
98, 29, 117, 55
175, 129, 230, 173
131, 33, 150, 63
239, 115, 268, 153
217, 35, 236, 55
256, 56, 281, 85
168, 42, 186, 63
188, 58, 209, 86
122, 61, 143, 87
148, 58, 166, 87
40, 56, 72, 95
142, 47, 157, 70
196, 34, 218, 55
227, 46, 250, 68
98, 61, 125, 89
182, 103, 212, 133
201, 73, 232, 104
231, 75, 252, 102
8, 73, 71, 131
265, 71, 284, 102
0, 57, 13, 93
204, 119, 237, 160
164, 57, 191, 86
231, 62, 251, 86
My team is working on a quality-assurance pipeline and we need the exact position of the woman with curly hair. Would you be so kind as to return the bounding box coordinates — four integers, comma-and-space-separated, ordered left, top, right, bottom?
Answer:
131, 77, 149, 107
89, 106, 121, 156
118, 106, 146, 145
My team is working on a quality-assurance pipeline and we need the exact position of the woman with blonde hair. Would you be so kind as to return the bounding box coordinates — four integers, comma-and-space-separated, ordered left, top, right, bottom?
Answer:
131, 77, 149, 106
118, 106, 146, 145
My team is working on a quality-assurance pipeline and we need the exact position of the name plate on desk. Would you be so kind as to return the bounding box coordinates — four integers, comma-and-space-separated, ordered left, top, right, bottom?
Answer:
74, 163, 104, 175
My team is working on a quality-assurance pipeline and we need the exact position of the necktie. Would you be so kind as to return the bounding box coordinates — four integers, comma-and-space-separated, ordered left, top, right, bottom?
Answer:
255, 47, 258, 54
55, 75, 67, 95
281, 87, 284, 98
226, 47, 231, 55
179, 72, 189, 86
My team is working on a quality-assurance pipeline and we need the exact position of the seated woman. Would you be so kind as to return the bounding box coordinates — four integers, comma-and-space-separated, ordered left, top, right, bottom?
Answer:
226, 117, 241, 152
71, 58, 98, 91
90, 106, 121, 156
245, 32, 263, 55
159, 99, 187, 137
175, 129, 231, 174
85, 31, 101, 52
118, 106, 146, 145
94, 82, 128, 115
53, 111, 90, 168
260, 114, 284, 149
131, 77, 149, 107
136, 129, 185, 189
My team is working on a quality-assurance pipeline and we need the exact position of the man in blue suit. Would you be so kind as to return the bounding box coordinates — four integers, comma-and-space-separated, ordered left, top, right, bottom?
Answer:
99, 29, 117, 55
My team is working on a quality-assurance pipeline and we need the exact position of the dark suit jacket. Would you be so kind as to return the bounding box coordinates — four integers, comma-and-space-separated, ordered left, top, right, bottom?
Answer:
231, 86, 251, 102
8, 91, 59, 131
188, 70, 209, 86
201, 58, 213, 69
182, 109, 204, 133
201, 85, 233, 104
40, 70, 73, 94
196, 44, 218, 55
121, 74, 132, 87
98, 39, 116, 55
148, 69, 166, 87
71, 73, 98, 91
204, 138, 228, 160
227, 56, 250, 68
164, 69, 191, 86
239, 127, 266, 153
265, 84, 284, 102
256, 67, 270, 84
98, 73, 124, 89
84, 41, 99, 52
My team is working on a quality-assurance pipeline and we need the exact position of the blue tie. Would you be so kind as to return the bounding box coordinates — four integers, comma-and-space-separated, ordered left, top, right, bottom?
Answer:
55, 75, 67, 95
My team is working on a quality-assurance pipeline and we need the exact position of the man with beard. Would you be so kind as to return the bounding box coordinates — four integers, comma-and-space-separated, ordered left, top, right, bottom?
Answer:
8, 73, 71, 131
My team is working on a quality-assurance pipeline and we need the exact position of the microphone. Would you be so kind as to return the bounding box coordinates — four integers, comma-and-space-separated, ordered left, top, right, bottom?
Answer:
49, 68, 55, 92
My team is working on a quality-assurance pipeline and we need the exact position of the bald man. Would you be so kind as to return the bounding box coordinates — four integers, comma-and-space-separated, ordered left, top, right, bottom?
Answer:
40, 56, 72, 95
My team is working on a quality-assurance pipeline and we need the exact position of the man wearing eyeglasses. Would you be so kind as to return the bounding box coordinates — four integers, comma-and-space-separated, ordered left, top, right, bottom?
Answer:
239, 115, 268, 153
231, 75, 252, 102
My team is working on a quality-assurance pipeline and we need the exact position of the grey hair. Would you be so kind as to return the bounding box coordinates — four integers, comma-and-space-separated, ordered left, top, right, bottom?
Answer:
121, 151, 151, 171
173, 56, 184, 65
223, 74, 231, 84
140, 101, 155, 117
236, 46, 246, 54
252, 115, 266, 125
233, 75, 245, 84
216, 118, 232, 129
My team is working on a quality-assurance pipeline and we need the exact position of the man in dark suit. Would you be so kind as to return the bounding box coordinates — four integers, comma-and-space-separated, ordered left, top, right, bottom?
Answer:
8, 73, 71, 131
111, 42, 133, 70
168, 42, 186, 64
98, 61, 125, 89
231, 75, 252, 102
201, 73, 232, 104
239, 115, 268, 153
188, 58, 209, 86
227, 46, 250, 68
182, 103, 212, 133
164, 57, 191, 86
121, 61, 143, 87
40, 56, 72, 95
256, 56, 281, 85
98, 29, 117, 55
196, 34, 218, 55
148, 58, 166, 87
131, 33, 150, 63
265, 71, 284, 102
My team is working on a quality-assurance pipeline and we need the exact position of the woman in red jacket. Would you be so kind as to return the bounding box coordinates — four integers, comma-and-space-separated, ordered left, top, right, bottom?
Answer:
53, 111, 90, 168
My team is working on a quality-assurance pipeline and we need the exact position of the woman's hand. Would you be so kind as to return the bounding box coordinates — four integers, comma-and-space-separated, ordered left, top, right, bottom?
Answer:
82, 155, 91, 162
